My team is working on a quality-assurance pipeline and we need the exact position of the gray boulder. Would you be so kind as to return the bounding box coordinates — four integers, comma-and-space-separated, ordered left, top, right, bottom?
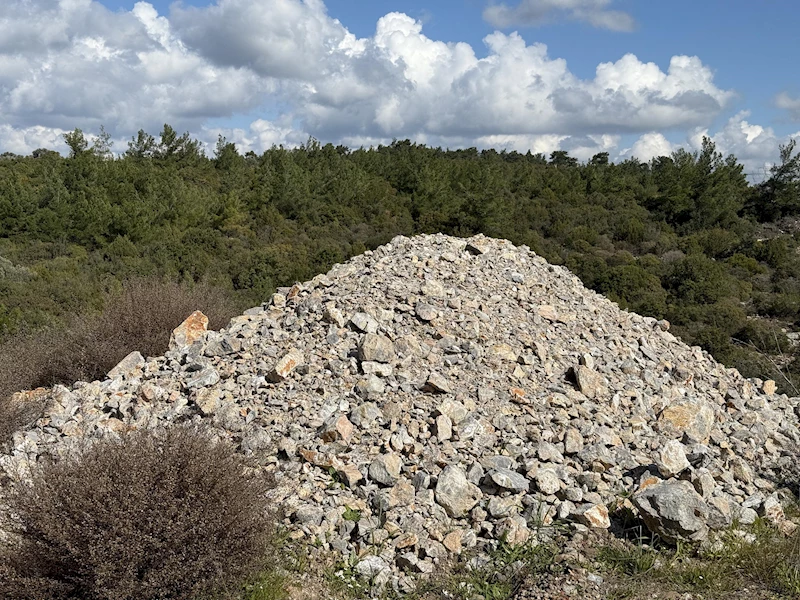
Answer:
632, 479, 709, 543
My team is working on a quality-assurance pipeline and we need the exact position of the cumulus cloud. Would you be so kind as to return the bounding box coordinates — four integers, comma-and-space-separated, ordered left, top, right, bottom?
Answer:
620, 132, 675, 162
171, 0, 363, 80
483, 0, 636, 32
611, 113, 800, 181
0, 0, 758, 166
202, 117, 310, 154
687, 111, 800, 179
776, 92, 800, 121
294, 13, 733, 141
0, 0, 269, 143
0, 125, 68, 155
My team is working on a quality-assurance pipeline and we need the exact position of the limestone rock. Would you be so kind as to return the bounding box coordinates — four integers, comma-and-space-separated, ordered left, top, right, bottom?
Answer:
350, 312, 378, 333
572, 365, 606, 399
495, 515, 530, 545
437, 399, 468, 424
359, 333, 395, 363
488, 496, 521, 518
356, 555, 391, 579
424, 372, 451, 394
415, 302, 438, 322
338, 464, 363, 487
435, 465, 482, 518
489, 468, 529, 493
633, 480, 709, 543
107, 351, 145, 379
356, 375, 385, 398
268, 349, 304, 382
535, 469, 561, 495
319, 415, 354, 444
369, 453, 402, 486
443, 530, 464, 553
658, 439, 690, 478
323, 304, 346, 327
658, 399, 715, 443
169, 310, 208, 350
421, 279, 446, 298
435, 414, 452, 441
186, 367, 219, 389
195, 388, 221, 415
350, 402, 383, 428
576, 504, 610, 529
487, 343, 517, 362
564, 428, 584, 454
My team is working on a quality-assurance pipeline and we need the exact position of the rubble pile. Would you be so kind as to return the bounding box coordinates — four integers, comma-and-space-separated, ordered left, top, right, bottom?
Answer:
3, 234, 800, 591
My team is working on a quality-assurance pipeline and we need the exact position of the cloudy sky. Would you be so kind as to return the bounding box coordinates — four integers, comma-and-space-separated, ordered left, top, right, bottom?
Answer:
1, 0, 798, 174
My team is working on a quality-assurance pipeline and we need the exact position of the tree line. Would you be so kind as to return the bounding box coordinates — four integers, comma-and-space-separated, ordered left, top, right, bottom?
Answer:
1, 125, 800, 391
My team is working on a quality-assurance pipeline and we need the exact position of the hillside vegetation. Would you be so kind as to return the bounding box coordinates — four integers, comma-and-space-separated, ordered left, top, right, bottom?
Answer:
1, 126, 800, 395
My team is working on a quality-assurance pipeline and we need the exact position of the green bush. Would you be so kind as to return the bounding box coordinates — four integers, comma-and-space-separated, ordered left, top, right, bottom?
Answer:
0, 426, 276, 600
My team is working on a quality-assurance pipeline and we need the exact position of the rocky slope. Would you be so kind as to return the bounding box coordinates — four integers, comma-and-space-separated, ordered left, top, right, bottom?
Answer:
3, 234, 800, 593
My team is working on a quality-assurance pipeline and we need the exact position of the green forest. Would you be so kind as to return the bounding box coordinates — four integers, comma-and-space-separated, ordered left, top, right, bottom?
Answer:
2, 125, 800, 394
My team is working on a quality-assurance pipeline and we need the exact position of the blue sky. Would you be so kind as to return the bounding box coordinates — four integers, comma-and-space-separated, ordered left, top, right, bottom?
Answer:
1, 0, 798, 172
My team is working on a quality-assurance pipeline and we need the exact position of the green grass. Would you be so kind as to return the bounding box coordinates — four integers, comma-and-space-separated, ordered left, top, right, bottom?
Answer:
184, 514, 800, 600
598, 518, 800, 599
241, 572, 290, 600
317, 535, 560, 600
408, 539, 558, 600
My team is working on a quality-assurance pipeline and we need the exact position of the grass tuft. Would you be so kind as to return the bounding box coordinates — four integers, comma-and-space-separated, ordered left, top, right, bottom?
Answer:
599, 517, 800, 599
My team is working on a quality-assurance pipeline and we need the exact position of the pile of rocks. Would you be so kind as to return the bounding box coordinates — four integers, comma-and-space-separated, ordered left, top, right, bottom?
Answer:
3, 234, 800, 591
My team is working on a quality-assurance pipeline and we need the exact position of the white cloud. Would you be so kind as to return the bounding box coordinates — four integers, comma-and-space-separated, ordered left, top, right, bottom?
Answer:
483, 0, 635, 32
474, 133, 567, 154
0, 0, 764, 168
613, 113, 800, 182
202, 118, 310, 154
170, 0, 362, 80
294, 14, 732, 141
610, 113, 799, 181
0, 125, 68, 155
620, 132, 675, 162
776, 92, 800, 121
0, 0, 269, 138
687, 111, 798, 179
560, 134, 620, 161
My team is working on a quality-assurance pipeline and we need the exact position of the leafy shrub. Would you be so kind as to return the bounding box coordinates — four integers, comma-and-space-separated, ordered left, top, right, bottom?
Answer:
0, 277, 244, 401
663, 254, 735, 304
735, 319, 791, 355
726, 252, 767, 276
0, 426, 276, 600
682, 228, 740, 259
605, 264, 668, 318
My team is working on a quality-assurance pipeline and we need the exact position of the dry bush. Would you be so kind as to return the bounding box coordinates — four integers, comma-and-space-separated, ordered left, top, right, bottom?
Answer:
0, 277, 244, 401
0, 425, 277, 600
0, 390, 48, 451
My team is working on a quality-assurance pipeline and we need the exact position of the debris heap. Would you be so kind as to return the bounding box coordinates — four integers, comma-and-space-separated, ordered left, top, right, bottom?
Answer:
3, 234, 800, 590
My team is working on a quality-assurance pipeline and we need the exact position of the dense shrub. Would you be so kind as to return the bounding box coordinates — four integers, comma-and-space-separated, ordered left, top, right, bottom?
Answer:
0, 426, 276, 600
0, 277, 243, 401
